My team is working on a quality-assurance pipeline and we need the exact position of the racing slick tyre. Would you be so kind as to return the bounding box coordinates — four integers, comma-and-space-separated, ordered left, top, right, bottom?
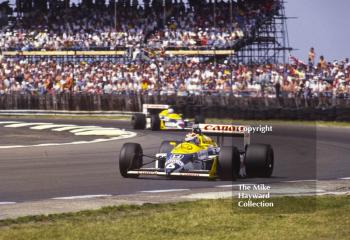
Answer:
131, 113, 146, 129
245, 144, 274, 178
218, 146, 240, 180
150, 114, 161, 131
119, 143, 143, 178
194, 115, 205, 124
159, 141, 181, 154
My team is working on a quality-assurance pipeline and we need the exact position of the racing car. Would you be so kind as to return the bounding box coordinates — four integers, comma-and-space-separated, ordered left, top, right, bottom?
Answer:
119, 124, 274, 180
131, 104, 205, 131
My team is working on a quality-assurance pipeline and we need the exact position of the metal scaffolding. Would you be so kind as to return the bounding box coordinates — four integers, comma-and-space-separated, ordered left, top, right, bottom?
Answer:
232, 0, 292, 65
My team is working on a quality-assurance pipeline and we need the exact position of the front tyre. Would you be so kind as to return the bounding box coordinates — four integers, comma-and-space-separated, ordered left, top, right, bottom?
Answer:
245, 144, 274, 178
218, 146, 240, 180
131, 113, 146, 129
119, 143, 143, 178
150, 114, 161, 131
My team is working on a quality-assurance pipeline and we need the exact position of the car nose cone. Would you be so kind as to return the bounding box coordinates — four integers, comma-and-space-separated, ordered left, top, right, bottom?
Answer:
178, 120, 185, 128
165, 163, 181, 174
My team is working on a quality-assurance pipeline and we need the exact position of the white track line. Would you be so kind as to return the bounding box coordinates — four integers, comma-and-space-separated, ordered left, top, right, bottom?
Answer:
53, 126, 109, 132
140, 189, 190, 193
216, 184, 256, 188
30, 124, 75, 130
182, 192, 233, 199
52, 194, 112, 200
282, 180, 316, 183
0, 145, 26, 148
75, 129, 129, 136
0, 121, 137, 149
30, 124, 55, 130
52, 126, 81, 131
216, 181, 317, 188
0, 121, 21, 124
0, 132, 137, 149
4, 123, 51, 128
52, 125, 115, 133
0, 202, 16, 205
70, 128, 101, 133
339, 177, 350, 180
317, 191, 350, 196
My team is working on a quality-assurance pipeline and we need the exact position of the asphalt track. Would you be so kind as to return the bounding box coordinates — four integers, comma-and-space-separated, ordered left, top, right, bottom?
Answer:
0, 117, 349, 203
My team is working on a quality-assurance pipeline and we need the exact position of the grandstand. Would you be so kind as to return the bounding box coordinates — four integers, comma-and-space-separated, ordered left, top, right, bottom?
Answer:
0, 0, 349, 102
1, 0, 290, 63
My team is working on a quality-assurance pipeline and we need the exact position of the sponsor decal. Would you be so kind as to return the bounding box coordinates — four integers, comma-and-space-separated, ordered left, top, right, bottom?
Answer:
200, 124, 272, 134
202, 124, 245, 133
135, 171, 158, 175
144, 104, 169, 109
197, 150, 208, 160
168, 154, 184, 161
164, 122, 177, 127
132, 171, 205, 177
165, 163, 176, 169
166, 155, 185, 167
178, 172, 202, 177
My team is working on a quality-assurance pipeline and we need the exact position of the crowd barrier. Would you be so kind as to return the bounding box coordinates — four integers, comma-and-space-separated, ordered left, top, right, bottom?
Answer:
2, 50, 127, 56
2, 49, 234, 57
0, 93, 350, 121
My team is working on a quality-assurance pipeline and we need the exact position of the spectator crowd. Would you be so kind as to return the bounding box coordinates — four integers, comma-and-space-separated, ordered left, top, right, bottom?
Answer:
0, 0, 278, 51
0, 1, 348, 99
0, 54, 349, 98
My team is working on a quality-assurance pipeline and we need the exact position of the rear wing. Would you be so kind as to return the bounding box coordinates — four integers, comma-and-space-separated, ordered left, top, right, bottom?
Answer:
196, 123, 250, 146
142, 104, 170, 115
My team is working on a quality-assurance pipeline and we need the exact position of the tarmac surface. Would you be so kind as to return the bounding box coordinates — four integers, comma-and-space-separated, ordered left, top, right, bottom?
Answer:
0, 117, 349, 204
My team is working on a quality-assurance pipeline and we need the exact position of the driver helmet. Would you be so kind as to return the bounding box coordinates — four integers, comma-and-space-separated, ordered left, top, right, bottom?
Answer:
192, 127, 202, 135
185, 132, 200, 145
168, 108, 174, 114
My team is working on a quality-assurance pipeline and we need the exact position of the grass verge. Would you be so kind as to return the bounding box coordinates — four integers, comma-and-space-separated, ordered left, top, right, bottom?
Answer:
0, 196, 349, 240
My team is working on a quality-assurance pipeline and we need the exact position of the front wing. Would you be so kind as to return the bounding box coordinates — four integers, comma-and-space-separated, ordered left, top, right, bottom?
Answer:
127, 168, 214, 178
160, 120, 193, 130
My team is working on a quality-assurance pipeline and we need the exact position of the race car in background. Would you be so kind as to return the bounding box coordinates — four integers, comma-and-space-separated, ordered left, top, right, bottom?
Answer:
131, 104, 205, 130
119, 123, 274, 180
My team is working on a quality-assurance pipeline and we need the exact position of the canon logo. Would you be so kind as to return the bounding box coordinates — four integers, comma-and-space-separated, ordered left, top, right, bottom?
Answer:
203, 124, 245, 132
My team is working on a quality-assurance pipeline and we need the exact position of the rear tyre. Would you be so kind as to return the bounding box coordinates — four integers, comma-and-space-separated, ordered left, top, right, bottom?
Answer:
131, 113, 146, 129
119, 143, 143, 178
150, 114, 161, 131
245, 144, 274, 178
194, 115, 205, 124
218, 146, 240, 180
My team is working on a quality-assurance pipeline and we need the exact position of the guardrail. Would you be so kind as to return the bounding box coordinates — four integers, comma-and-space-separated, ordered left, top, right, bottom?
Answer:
2, 50, 127, 56
0, 109, 133, 117
1, 49, 235, 57
0, 93, 349, 121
